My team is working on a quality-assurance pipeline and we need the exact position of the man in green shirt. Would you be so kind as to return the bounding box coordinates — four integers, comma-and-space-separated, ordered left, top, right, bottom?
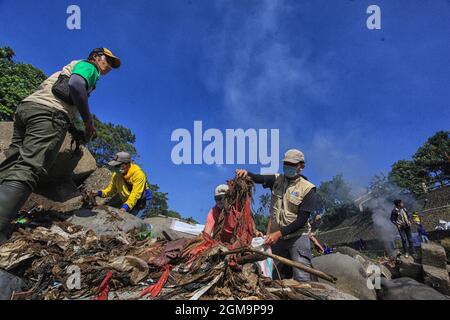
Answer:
0, 48, 121, 242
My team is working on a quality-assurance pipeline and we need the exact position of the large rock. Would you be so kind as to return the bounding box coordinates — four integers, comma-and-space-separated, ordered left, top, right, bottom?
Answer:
0, 122, 97, 186
311, 253, 377, 300
335, 246, 364, 259
423, 264, 450, 296
0, 269, 26, 300
314, 282, 359, 300
41, 135, 97, 186
295, 281, 359, 300
421, 242, 447, 269
0, 122, 13, 164
398, 255, 422, 280
336, 247, 370, 269
335, 246, 392, 280
82, 167, 112, 191
379, 277, 450, 300
1, 122, 97, 213
68, 206, 148, 236
24, 193, 83, 213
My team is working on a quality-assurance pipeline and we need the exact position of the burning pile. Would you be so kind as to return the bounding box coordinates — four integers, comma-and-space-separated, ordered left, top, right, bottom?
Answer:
0, 176, 343, 300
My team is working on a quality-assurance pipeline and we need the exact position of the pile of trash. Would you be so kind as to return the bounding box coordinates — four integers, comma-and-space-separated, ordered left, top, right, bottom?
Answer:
0, 215, 346, 300
0, 176, 353, 300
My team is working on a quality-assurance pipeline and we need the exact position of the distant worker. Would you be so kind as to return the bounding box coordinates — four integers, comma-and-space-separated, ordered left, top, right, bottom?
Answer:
390, 199, 416, 258
323, 244, 333, 255
0, 48, 121, 242
94, 152, 152, 219
203, 184, 229, 237
417, 223, 430, 243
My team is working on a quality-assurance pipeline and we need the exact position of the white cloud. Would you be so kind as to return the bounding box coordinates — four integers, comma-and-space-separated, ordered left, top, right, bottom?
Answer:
202, 0, 332, 131
201, 0, 377, 190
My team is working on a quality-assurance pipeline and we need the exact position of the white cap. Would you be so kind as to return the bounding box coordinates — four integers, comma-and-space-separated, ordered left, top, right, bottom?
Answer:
214, 184, 229, 197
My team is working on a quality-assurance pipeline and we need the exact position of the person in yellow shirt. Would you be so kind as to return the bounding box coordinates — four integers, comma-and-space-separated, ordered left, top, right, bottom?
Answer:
95, 152, 152, 219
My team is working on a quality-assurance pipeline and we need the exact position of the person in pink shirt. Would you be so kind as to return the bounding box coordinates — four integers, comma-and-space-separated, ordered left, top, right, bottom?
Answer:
203, 184, 229, 236
204, 184, 264, 241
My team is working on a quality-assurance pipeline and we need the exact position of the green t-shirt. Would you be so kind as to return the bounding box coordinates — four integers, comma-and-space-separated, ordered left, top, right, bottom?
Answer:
71, 60, 100, 91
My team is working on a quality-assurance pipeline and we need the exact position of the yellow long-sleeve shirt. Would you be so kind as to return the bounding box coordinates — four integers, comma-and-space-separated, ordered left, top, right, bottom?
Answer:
100, 163, 150, 211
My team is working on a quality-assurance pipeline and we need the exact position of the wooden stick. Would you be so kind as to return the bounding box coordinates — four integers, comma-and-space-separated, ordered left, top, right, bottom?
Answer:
221, 247, 337, 283
236, 253, 266, 265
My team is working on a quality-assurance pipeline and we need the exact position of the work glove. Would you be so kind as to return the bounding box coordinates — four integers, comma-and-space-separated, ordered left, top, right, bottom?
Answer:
84, 118, 97, 142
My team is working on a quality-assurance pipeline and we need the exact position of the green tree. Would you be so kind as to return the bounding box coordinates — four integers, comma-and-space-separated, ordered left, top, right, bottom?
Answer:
317, 174, 360, 229
0, 46, 15, 61
317, 174, 353, 214
389, 131, 449, 195
389, 160, 428, 195
320, 203, 362, 230
0, 46, 47, 120
147, 183, 170, 217
413, 131, 449, 187
86, 115, 138, 165
369, 173, 394, 198
184, 216, 199, 224
166, 210, 181, 219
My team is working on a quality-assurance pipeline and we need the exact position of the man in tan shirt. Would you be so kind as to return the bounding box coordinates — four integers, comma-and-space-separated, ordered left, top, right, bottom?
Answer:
236, 149, 320, 281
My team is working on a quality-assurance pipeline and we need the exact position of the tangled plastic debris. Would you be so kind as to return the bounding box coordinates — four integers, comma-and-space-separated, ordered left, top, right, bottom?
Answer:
0, 176, 348, 300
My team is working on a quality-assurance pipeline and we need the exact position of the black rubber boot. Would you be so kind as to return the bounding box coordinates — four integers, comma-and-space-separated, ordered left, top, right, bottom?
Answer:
0, 180, 32, 242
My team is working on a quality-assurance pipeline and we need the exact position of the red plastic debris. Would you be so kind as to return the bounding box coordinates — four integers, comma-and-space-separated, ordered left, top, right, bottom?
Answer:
223, 194, 254, 249
188, 232, 217, 264
95, 271, 113, 300
233, 194, 254, 247
140, 264, 172, 298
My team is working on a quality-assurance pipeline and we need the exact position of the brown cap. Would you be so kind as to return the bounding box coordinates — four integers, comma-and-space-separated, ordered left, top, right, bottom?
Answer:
91, 48, 121, 68
108, 152, 131, 166
283, 149, 305, 164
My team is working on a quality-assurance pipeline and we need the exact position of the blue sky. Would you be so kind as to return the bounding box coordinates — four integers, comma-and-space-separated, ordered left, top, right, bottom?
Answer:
1, 0, 449, 222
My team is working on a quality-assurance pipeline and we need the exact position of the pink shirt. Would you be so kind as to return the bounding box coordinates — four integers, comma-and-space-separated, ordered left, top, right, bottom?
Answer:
203, 206, 221, 236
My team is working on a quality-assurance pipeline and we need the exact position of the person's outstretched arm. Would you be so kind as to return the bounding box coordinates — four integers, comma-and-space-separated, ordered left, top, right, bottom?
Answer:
235, 169, 276, 189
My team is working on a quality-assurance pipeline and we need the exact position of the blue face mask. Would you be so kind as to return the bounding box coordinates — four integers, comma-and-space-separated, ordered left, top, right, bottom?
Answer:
283, 165, 298, 178
112, 166, 120, 173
